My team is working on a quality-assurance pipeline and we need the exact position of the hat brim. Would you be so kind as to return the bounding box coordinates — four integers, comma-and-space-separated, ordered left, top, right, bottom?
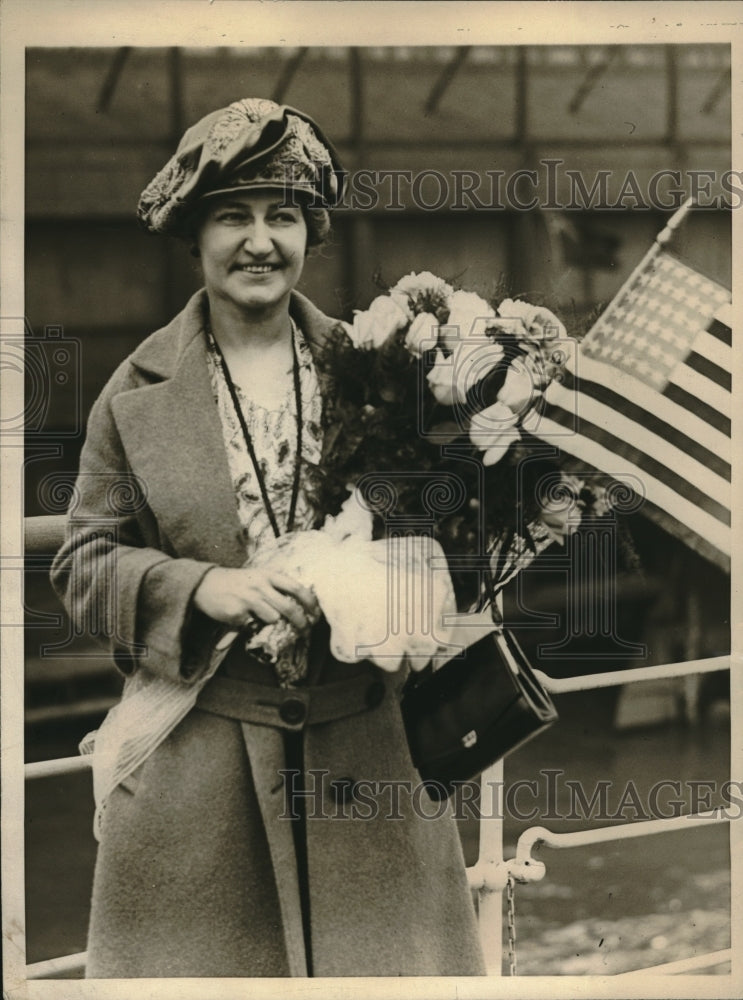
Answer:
197, 181, 325, 206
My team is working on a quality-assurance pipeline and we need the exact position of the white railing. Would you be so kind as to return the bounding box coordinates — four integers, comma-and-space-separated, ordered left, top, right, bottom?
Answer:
465, 653, 732, 976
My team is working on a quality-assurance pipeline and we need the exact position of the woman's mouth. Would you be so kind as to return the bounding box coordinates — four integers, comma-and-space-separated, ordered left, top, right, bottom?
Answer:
235, 263, 281, 274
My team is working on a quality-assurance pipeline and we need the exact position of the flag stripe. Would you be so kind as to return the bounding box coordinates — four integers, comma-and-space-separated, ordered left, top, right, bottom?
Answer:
540, 383, 730, 517
573, 353, 731, 453
685, 351, 731, 391
707, 317, 732, 347
558, 369, 730, 482
691, 330, 732, 375
666, 364, 731, 421
523, 409, 731, 557
713, 301, 732, 331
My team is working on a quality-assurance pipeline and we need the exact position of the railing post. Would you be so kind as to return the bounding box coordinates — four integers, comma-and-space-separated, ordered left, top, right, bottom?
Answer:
475, 759, 504, 975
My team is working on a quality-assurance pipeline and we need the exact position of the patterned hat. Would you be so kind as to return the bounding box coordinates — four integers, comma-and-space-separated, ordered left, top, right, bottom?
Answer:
137, 97, 345, 236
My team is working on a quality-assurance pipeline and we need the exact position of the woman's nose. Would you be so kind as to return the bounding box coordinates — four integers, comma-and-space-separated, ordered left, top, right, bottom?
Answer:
243, 221, 273, 255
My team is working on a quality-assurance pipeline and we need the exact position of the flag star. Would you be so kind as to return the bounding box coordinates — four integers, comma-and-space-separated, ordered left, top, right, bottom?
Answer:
657, 302, 673, 318
672, 291, 694, 308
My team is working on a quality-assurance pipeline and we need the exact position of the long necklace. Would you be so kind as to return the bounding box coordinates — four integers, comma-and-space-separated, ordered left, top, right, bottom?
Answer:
212, 323, 303, 538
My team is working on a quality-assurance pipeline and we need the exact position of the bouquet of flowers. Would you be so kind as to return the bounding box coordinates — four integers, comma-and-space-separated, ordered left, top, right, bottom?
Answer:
243, 272, 611, 678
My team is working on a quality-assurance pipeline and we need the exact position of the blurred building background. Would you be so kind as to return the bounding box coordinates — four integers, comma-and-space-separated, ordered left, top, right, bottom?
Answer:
23, 45, 731, 974
25, 44, 732, 462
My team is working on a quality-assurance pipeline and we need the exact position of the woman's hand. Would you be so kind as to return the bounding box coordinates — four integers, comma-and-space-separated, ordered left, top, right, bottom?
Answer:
193, 566, 320, 631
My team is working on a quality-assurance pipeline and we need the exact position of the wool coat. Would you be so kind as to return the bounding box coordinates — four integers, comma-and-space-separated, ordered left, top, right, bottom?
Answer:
50, 288, 486, 979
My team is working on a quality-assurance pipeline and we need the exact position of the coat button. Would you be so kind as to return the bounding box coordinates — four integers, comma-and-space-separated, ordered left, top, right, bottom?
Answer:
279, 697, 307, 726
365, 679, 386, 709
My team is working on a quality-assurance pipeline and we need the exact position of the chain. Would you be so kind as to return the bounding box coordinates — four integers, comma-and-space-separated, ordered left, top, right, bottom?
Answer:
506, 873, 517, 976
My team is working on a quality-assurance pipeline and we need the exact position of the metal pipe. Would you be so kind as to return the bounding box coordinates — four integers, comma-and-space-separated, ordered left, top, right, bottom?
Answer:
96, 47, 132, 113
534, 654, 729, 694
618, 948, 731, 976
25, 756, 92, 780
515, 808, 730, 865
423, 47, 471, 115
272, 47, 309, 104
24, 513, 66, 554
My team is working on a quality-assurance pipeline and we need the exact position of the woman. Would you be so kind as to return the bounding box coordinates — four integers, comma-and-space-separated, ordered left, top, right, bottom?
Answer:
51, 98, 486, 978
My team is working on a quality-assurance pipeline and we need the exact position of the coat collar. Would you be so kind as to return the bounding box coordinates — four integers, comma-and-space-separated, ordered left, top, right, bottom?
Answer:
111, 289, 342, 568
127, 288, 339, 382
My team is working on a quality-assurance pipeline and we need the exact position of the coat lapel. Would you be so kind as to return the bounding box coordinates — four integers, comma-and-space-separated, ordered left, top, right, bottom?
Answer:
111, 294, 246, 568
289, 291, 345, 466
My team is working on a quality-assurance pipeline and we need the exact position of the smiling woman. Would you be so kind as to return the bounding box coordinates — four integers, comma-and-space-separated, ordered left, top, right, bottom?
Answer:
196, 194, 309, 316
49, 98, 486, 979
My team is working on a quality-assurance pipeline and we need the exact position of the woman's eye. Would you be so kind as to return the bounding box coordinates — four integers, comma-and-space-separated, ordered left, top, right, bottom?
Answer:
271, 212, 300, 224
212, 208, 250, 224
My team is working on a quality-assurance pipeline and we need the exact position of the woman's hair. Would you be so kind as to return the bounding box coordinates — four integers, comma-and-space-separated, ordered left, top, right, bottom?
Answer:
304, 205, 331, 250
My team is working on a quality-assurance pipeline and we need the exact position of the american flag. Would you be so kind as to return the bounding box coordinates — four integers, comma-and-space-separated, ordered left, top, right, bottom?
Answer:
523, 246, 731, 572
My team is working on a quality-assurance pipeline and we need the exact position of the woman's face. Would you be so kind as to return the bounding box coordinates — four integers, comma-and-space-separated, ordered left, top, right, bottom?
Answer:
196, 191, 308, 314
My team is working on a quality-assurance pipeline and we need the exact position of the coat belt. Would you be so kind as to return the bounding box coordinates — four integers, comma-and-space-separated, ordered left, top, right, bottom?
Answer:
196, 669, 388, 731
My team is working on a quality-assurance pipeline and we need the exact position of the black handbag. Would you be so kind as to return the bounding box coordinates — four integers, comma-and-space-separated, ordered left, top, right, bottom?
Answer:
401, 627, 558, 800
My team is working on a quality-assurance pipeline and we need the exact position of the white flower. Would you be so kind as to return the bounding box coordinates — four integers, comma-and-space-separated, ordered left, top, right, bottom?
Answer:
323, 487, 374, 543
450, 339, 504, 403
426, 339, 505, 407
393, 270, 453, 301
426, 348, 457, 405
498, 298, 567, 342
443, 290, 496, 350
497, 356, 543, 414
405, 311, 439, 358
469, 401, 521, 465
388, 288, 414, 320
482, 432, 521, 466
346, 294, 410, 350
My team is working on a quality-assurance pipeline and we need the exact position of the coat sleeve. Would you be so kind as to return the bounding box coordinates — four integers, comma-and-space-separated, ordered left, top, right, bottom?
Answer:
50, 363, 221, 685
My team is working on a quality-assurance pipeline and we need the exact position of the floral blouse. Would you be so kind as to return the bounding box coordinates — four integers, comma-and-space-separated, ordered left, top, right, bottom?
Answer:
205, 320, 323, 559
205, 321, 324, 686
